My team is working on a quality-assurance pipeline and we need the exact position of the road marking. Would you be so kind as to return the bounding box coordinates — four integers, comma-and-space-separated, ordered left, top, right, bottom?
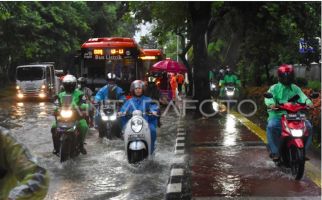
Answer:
176, 142, 185, 147
231, 111, 321, 188
175, 149, 184, 154
171, 168, 184, 176
230, 111, 267, 143
167, 183, 182, 193
177, 132, 186, 136
177, 136, 185, 140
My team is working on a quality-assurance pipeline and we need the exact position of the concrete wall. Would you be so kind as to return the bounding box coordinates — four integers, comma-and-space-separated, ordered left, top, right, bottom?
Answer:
270, 63, 321, 81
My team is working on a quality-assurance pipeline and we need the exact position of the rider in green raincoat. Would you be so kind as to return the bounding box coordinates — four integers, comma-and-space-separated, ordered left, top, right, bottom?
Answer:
51, 75, 89, 155
219, 67, 241, 98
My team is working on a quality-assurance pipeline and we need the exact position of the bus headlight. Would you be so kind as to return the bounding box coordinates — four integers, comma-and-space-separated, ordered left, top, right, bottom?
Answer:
39, 93, 46, 98
16, 85, 20, 90
41, 85, 46, 89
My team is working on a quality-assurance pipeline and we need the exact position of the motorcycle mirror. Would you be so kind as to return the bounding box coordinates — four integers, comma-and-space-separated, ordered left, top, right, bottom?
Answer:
288, 94, 300, 102
310, 92, 319, 99
263, 92, 273, 98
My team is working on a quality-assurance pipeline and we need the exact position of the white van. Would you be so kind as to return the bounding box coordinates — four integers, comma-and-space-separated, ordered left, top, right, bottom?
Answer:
16, 64, 60, 100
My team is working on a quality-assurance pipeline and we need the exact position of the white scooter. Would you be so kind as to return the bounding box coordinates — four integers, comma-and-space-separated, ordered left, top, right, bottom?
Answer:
122, 110, 156, 164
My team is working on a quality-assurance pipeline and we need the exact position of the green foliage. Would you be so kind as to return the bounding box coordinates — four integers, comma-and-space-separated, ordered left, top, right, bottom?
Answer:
0, 2, 137, 80
307, 80, 321, 91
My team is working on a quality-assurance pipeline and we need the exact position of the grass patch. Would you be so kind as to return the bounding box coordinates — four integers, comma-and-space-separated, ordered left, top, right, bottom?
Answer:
308, 80, 321, 91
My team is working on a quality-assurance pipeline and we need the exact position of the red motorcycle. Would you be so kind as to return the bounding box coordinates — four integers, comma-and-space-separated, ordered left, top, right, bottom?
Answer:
264, 92, 318, 180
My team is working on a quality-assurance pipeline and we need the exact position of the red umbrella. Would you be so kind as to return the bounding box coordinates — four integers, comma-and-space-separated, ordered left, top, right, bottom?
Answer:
150, 59, 187, 73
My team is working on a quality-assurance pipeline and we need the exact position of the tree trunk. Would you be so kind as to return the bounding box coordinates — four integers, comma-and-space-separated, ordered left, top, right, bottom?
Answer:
189, 2, 212, 115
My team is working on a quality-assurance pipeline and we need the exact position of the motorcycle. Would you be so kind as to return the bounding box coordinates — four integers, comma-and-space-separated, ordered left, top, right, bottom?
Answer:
209, 81, 219, 99
97, 100, 121, 139
223, 82, 237, 100
122, 110, 157, 164
264, 92, 318, 180
54, 95, 84, 163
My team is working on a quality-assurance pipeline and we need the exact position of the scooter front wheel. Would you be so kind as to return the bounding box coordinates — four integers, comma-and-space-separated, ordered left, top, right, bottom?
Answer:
289, 146, 305, 180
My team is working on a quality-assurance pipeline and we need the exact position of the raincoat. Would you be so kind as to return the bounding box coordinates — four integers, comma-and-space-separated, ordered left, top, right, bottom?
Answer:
52, 89, 88, 144
264, 82, 313, 120
219, 74, 241, 97
0, 128, 49, 200
94, 84, 126, 127
94, 84, 126, 102
120, 95, 159, 152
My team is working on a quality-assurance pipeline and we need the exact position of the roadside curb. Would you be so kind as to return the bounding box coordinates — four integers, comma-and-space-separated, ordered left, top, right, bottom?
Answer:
166, 119, 188, 200
166, 99, 190, 200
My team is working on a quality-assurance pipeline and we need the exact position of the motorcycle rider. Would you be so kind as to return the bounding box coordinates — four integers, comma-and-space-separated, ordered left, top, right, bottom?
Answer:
145, 76, 162, 127
94, 73, 126, 134
51, 74, 89, 155
119, 80, 159, 153
78, 77, 94, 127
265, 64, 314, 160
0, 127, 49, 200
219, 67, 241, 98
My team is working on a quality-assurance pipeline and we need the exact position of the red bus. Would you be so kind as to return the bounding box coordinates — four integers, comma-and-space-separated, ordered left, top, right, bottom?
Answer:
139, 49, 164, 78
77, 37, 164, 93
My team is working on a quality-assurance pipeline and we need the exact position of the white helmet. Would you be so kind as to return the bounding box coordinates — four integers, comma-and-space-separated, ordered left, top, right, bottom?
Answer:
107, 72, 116, 81
62, 75, 77, 93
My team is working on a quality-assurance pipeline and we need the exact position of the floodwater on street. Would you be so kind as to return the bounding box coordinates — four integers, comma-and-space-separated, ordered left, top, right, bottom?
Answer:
0, 97, 178, 200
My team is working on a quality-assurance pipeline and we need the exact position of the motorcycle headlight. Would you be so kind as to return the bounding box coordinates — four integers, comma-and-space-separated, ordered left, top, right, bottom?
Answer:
210, 83, 216, 89
102, 115, 109, 121
60, 110, 73, 118
131, 118, 143, 133
226, 91, 234, 96
290, 129, 303, 137
109, 115, 117, 121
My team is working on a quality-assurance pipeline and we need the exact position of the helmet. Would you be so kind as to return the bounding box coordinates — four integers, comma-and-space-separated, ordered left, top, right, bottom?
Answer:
106, 73, 116, 81
130, 80, 145, 95
147, 76, 156, 83
78, 77, 86, 84
77, 77, 86, 89
226, 67, 232, 74
277, 64, 294, 86
62, 75, 77, 93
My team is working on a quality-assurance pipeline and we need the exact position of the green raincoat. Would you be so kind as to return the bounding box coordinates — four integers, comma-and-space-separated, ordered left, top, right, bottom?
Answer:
0, 128, 49, 200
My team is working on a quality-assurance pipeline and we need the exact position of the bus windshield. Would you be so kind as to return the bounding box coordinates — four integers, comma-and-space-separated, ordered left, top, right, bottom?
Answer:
16, 67, 44, 81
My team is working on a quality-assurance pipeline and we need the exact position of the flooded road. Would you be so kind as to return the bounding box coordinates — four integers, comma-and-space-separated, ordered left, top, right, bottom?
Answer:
0, 97, 178, 200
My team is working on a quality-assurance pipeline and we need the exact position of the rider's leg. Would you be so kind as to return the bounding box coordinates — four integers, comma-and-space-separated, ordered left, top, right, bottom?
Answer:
51, 122, 60, 154
304, 120, 313, 150
266, 118, 282, 157
78, 119, 89, 154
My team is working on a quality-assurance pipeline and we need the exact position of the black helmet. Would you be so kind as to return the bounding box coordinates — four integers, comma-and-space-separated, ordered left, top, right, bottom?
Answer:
63, 75, 77, 93
77, 77, 86, 89
106, 73, 116, 81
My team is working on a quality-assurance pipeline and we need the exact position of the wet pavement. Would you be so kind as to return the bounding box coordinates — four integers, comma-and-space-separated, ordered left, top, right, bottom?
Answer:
1, 90, 321, 199
186, 112, 321, 199
0, 95, 178, 200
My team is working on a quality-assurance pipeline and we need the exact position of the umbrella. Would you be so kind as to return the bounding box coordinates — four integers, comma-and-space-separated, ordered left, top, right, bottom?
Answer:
150, 59, 187, 73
